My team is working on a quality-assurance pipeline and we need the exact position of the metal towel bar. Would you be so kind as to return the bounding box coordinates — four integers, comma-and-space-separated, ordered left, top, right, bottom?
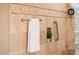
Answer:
21, 18, 42, 22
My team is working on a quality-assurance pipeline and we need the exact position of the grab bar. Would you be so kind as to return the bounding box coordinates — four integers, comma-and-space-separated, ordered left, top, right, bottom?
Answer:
54, 21, 59, 41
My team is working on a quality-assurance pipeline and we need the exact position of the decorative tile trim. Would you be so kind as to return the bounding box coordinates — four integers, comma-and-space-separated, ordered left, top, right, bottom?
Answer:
9, 4, 67, 18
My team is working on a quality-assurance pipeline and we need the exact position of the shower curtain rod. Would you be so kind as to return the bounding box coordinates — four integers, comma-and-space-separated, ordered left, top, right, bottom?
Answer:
11, 12, 68, 18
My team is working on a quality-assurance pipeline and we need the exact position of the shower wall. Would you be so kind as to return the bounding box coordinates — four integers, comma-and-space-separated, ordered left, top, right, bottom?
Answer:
0, 4, 9, 54
0, 3, 75, 55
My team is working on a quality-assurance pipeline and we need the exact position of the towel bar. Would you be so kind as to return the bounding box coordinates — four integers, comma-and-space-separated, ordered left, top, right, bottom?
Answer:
21, 18, 42, 22
21, 18, 29, 22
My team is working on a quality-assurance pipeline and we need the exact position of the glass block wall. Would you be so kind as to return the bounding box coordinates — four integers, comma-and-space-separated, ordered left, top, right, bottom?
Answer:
72, 3, 79, 54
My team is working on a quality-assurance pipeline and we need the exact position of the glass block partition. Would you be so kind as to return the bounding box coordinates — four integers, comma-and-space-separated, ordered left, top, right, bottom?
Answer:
72, 3, 79, 55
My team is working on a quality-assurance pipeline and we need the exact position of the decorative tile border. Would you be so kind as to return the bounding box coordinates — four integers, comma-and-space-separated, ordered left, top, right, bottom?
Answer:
9, 4, 67, 18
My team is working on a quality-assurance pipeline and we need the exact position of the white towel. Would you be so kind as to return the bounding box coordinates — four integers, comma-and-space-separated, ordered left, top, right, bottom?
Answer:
27, 18, 40, 52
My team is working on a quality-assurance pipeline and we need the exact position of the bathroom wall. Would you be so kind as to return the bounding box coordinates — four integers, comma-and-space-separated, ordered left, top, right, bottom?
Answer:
0, 4, 9, 54
0, 3, 75, 55
9, 3, 70, 55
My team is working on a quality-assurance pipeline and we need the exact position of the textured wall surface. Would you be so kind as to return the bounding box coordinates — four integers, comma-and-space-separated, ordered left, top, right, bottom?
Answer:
0, 4, 9, 54
0, 3, 75, 55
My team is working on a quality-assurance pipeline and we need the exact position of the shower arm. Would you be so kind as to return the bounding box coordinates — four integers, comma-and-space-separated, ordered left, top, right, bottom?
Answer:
54, 21, 59, 41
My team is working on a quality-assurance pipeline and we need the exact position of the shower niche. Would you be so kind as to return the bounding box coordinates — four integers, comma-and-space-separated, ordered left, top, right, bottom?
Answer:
47, 27, 52, 42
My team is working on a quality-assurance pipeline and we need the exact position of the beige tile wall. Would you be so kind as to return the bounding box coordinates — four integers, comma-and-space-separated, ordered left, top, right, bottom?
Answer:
0, 4, 9, 54
0, 4, 75, 54
8, 3, 75, 55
